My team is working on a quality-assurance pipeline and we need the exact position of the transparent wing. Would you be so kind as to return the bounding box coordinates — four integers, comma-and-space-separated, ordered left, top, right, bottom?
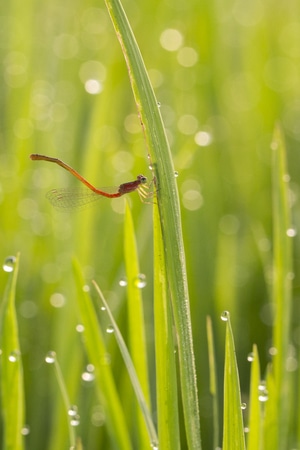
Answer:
46, 187, 118, 210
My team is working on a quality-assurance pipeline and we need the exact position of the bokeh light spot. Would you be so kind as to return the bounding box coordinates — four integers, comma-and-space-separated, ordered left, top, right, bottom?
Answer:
160, 28, 183, 51
177, 47, 198, 67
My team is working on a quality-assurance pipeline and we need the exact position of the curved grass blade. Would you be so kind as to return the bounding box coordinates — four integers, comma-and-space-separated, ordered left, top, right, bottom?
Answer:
222, 312, 246, 450
153, 201, 180, 449
72, 259, 132, 450
271, 124, 293, 448
123, 202, 151, 447
44, 351, 77, 449
92, 280, 159, 449
104, 1, 201, 447
247, 344, 262, 450
206, 316, 220, 449
0, 253, 25, 450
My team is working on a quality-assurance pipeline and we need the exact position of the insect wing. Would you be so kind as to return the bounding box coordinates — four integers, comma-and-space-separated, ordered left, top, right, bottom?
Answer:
46, 188, 103, 210
45, 186, 120, 210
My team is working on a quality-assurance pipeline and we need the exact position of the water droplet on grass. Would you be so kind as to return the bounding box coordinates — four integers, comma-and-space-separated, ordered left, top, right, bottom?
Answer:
106, 325, 114, 334
45, 351, 56, 364
82, 364, 95, 382
9, 350, 20, 362
220, 311, 230, 321
247, 352, 254, 362
21, 425, 30, 436
134, 273, 147, 288
68, 405, 78, 416
3, 256, 16, 272
258, 382, 268, 402
287, 227, 297, 237
76, 324, 85, 333
119, 277, 127, 287
70, 415, 80, 427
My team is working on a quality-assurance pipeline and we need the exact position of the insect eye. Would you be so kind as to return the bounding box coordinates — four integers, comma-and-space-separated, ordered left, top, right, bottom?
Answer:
138, 175, 147, 183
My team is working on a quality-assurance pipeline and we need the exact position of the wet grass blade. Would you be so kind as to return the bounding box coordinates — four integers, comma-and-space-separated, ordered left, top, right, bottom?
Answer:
92, 281, 158, 449
0, 253, 25, 450
206, 316, 220, 449
270, 124, 293, 447
153, 201, 180, 449
222, 312, 246, 450
247, 344, 262, 450
104, 1, 201, 447
123, 202, 151, 447
72, 259, 132, 450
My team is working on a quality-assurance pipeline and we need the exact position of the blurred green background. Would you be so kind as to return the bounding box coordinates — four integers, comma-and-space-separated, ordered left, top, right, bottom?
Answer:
1, 0, 300, 448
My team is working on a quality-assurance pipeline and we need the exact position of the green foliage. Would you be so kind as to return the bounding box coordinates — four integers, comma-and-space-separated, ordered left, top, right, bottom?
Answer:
1, 0, 299, 448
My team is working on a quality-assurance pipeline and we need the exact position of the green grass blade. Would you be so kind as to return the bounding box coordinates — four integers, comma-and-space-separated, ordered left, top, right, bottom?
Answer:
222, 312, 246, 450
153, 201, 180, 449
123, 202, 151, 447
92, 281, 158, 449
262, 366, 276, 450
271, 124, 293, 447
0, 253, 25, 450
247, 344, 262, 450
206, 316, 220, 449
104, 1, 201, 447
44, 351, 77, 448
72, 259, 132, 450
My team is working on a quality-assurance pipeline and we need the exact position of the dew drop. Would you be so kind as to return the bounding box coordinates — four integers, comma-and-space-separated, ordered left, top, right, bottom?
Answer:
174, 171, 179, 178
287, 228, 297, 237
76, 324, 85, 333
241, 402, 247, 410
68, 405, 78, 417
119, 277, 127, 287
82, 364, 95, 382
258, 392, 268, 402
82, 371, 95, 382
157, 101, 161, 108
100, 306, 106, 311
106, 325, 114, 334
8, 350, 20, 362
220, 310, 230, 321
134, 273, 147, 289
258, 382, 268, 402
3, 256, 16, 272
21, 425, 30, 436
45, 351, 56, 364
70, 415, 80, 427
151, 442, 159, 450
247, 352, 254, 362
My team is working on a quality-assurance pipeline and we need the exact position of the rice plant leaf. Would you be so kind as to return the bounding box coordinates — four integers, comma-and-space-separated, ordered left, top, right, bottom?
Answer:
206, 316, 220, 449
104, 1, 201, 447
271, 123, 293, 447
247, 344, 262, 450
92, 281, 158, 449
72, 259, 132, 450
262, 365, 277, 450
123, 202, 151, 447
222, 313, 246, 450
0, 253, 25, 450
153, 200, 180, 449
